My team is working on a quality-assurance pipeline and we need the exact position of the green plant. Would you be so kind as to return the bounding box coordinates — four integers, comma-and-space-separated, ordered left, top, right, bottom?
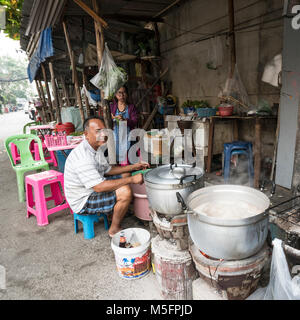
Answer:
181, 100, 194, 108
192, 100, 210, 108
0, 0, 24, 40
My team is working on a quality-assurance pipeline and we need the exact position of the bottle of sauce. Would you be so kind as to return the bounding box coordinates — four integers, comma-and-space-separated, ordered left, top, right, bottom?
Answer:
119, 231, 126, 248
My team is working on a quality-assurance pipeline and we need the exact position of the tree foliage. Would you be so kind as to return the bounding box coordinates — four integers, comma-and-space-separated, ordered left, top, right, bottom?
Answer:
0, 0, 24, 40
0, 55, 33, 104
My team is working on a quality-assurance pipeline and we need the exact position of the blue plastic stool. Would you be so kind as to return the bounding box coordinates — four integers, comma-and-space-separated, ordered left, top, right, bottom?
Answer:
223, 141, 254, 186
73, 212, 109, 239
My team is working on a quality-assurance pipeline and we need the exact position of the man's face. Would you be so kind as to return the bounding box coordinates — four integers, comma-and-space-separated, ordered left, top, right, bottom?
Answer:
84, 119, 107, 150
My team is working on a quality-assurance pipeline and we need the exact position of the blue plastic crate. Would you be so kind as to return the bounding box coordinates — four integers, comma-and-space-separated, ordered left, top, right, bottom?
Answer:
196, 107, 216, 117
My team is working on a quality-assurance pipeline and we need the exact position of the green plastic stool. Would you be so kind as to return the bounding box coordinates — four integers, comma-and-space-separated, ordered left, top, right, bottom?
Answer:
5, 134, 50, 202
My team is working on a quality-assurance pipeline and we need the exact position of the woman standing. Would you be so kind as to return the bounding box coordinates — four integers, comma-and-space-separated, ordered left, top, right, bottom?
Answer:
110, 86, 138, 165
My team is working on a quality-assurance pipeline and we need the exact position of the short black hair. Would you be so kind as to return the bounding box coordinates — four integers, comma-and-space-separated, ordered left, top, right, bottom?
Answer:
83, 116, 105, 131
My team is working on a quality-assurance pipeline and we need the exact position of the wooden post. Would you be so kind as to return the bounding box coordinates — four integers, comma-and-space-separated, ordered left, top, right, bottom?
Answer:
60, 75, 71, 108
228, 0, 236, 78
49, 62, 62, 123
254, 118, 261, 188
206, 117, 215, 173
92, 0, 112, 129
62, 20, 85, 124
41, 63, 54, 121
35, 80, 47, 123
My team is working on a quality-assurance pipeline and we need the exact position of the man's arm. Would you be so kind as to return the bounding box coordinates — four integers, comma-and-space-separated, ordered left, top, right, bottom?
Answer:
93, 176, 133, 193
93, 173, 143, 193
105, 162, 150, 176
105, 165, 136, 176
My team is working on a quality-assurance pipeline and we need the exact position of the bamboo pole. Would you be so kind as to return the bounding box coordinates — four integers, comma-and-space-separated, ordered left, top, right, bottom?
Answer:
72, 0, 108, 28
35, 80, 47, 123
41, 63, 54, 121
228, 0, 236, 78
62, 20, 85, 124
60, 75, 71, 108
49, 62, 62, 123
92, 0, 112, 129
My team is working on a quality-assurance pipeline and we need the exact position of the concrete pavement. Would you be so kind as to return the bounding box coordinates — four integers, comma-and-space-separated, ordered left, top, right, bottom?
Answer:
0, 111, 161, 300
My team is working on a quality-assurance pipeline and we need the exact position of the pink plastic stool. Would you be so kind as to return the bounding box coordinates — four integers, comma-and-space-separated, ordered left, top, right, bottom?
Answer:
33, 142, 58, 167
25, 170, 70, 226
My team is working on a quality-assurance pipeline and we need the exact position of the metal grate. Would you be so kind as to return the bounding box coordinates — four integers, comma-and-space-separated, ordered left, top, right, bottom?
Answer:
267, 195, 300, 227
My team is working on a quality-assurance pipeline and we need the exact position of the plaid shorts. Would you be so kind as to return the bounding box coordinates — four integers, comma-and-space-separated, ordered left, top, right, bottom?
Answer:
79, 175, 122, 215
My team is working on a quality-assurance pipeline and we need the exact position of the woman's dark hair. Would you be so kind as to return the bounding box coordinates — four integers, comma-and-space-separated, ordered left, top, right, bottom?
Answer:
114, 85, 130, 104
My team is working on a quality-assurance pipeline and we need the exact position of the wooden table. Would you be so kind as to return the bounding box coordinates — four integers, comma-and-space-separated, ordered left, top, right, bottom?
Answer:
206, 115, 277, 188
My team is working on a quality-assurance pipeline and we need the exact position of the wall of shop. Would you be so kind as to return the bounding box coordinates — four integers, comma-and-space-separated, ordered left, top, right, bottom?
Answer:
159, 0, 283, 108
159, 0, 282, 164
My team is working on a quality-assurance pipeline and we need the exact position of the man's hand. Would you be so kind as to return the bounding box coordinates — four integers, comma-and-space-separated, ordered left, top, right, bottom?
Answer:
131, 173, 143, 184
132, 161, 150, 172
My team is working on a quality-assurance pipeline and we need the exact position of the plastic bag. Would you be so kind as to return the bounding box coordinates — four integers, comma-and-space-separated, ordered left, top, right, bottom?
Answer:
247, 238, 300, 300
90, 43, 128, 100
81, 85, 98, 107
219, 64, 252, 114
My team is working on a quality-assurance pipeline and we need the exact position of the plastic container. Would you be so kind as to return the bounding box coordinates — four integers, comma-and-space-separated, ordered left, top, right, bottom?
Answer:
44, 135, 67, 148
111, 228, 151, 280
56, 149, 72, 173
196, 107, 216, 118
218, 105, 234, 116
158, 105, 175, 115
55, 122, 75, 135
183, 106, 195, 115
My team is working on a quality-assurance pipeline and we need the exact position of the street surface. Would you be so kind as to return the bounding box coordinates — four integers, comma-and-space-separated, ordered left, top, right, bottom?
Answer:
0, 110, 32, 150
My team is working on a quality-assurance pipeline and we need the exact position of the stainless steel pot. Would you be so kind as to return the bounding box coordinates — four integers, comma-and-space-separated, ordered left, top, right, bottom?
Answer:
177, 185, 270, 260
144, 164, 204, 215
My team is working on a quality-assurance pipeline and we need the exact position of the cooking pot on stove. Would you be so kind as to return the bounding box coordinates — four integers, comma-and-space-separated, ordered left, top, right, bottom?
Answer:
177, 185, 270, 260
144, 163, 204, 215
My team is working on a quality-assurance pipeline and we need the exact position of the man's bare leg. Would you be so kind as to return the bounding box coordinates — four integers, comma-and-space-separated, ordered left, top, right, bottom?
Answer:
108, 184, 132, 237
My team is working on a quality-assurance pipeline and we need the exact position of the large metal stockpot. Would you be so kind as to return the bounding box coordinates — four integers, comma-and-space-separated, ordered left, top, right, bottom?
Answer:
179, 185, 270, 260
144, 164, 204, 215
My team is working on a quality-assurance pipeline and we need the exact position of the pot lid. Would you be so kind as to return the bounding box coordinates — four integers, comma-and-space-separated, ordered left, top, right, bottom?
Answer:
144, 164, 203, 185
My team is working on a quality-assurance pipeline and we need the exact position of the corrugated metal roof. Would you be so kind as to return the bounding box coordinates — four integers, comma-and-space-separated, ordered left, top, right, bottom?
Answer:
25, 0, 67, 36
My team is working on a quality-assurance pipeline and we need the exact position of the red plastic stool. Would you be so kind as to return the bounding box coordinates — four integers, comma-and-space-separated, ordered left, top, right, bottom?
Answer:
25, 170, 70, 226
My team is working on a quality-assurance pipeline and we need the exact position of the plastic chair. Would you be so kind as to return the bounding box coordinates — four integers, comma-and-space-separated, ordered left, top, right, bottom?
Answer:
5, 134, 50, 202
25, 170, 70, 226
33, 143, 58, 167
223, 141, 254, 186
23, 121, 41, 135
74, 212, 109, 239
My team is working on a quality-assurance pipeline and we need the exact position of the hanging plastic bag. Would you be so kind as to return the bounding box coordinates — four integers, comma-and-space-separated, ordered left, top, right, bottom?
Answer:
247, 238, 300, 300
90, 43, 128, 100
81, 85, 98, 107
219, 64, 252, 114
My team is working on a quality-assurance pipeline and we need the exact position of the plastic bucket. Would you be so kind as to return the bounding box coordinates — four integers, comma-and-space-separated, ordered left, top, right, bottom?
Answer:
133, 193, 152, 221
111, 228, 151, 280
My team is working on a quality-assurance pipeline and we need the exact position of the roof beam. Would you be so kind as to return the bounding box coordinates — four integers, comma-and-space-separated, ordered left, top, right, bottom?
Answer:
72, 0, 108, 28
104, 14, 164, 23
